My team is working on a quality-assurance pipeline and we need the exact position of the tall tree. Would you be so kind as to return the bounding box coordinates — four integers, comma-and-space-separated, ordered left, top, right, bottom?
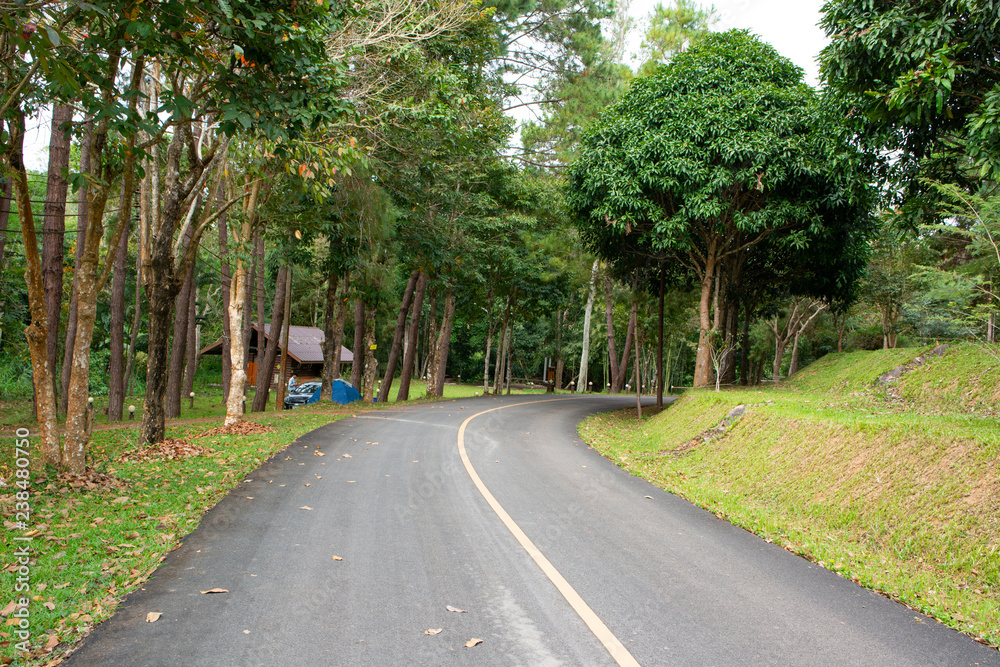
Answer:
568, 31, 874, 388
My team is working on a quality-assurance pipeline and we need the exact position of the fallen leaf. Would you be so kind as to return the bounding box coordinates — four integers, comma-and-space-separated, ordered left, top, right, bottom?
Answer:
200, 588, 229, 595
341, 453, 351, 458
644, 496, 653, 499
42, 601, 55, 611
304, 483, 311, 487
244, 630, 251, 634
45, 634, 59, 649
332, 555, 343, 561
145, 612, 162, 623
0, 601, 17, 616
465, 638, 483, 647
299, 506, 313, 510
445, 605, 468, 613
246, 496, 254, 500
425, 628, 442, 635
314, 451, 325, 457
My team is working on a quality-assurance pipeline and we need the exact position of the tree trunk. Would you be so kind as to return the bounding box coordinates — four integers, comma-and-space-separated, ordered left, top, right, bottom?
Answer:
183, 281, 198, 401
218, 206, 232, 401
482, 284, 495, 394
656, 264, 664, 407
124, 230, 143, 397
362, 310, 377, 402
634, 316, 642, 418
248, 231, 264, 370
0, 169, 11, 275
554, 309, 564, 390
331, 273, 349, 382
251, 265, 288, 412
276, 267, 293, 410
66, 100, 140, 466
165, 226, 195, 418
225, 254, 248, 426
494, 292, 512, 395
772, 320, 788, 380
577, 260, 598, 393
107, 216, 130, 420
788, 330, 801, 377
320, 265, 340, 393
378, 270, 419, 402
433, 286, 456, 397
42, 104, 73, 404
60, 119, 92, 416
423, 289, 439, 394
604, 273, 621, 387
350, 296, 365, 390
5, 113, 60, 466
738, 301, 751, 385
612, 299, 637, 393
694, 244, 717, 389
396, 271, 427, 401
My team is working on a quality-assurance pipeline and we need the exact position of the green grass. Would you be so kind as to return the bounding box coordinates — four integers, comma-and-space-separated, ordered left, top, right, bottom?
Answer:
580, 346, 1000, 649
783, 346, 932, 394
0, 381, 547, 664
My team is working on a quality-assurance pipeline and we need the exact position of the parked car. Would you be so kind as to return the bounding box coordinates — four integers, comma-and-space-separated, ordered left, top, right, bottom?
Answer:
283, 381, 322, 409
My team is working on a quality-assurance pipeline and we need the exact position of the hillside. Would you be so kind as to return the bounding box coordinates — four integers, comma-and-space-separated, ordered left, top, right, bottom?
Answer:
580, 343, 1000, 648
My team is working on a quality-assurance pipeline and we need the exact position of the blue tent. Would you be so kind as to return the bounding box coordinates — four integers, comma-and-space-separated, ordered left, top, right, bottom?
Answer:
329, 379, 362, 405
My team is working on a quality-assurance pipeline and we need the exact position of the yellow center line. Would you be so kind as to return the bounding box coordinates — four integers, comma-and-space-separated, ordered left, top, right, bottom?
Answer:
457, 397, 641, 667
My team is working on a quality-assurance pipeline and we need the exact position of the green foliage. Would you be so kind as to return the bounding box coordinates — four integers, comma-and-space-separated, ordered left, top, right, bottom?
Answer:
820, 0, 1000, 183
568, 30, 875, 304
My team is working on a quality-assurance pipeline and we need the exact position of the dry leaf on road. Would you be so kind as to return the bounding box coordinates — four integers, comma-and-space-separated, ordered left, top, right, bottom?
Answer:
314, 451, 325, 457
299, 506, 313, 510
199, 588, 229, 594
341, 453, 351, 458
445, 605, 468, 613
145, 612, 162, 623
332, 555, 343, 561
465, 638, 483, 647
425, 628, 442, 635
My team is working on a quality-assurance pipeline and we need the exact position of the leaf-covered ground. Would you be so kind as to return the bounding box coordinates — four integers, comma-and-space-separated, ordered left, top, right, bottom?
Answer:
580, 344, 1000, 649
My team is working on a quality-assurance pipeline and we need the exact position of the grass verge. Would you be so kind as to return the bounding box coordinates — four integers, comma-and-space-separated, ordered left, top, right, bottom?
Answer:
580, 347, 1000, 650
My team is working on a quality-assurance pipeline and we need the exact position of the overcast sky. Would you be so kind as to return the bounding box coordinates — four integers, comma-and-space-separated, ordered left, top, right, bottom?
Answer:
627, 0, 830, 85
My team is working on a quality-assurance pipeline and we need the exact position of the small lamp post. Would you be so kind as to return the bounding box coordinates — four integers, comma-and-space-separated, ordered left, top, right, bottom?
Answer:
189, 391, 195, 409
128, 405, 135, 421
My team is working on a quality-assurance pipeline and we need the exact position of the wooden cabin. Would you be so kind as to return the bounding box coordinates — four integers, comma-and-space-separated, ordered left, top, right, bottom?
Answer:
200, 324, 353, 387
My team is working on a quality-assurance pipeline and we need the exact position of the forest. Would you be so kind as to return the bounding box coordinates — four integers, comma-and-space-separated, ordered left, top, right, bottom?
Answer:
2, 0, 998, 474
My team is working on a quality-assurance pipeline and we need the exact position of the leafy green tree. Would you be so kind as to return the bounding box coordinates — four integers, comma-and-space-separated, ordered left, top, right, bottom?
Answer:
820, 0, 1000, 182
568, 30, 875, 387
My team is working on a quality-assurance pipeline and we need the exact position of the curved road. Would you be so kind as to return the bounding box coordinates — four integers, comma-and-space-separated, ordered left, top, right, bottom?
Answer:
67, 395, 998, 666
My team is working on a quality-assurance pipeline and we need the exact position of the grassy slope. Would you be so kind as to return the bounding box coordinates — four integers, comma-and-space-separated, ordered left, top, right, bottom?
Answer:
580, 343, 999, 648
0, 383, 544, 664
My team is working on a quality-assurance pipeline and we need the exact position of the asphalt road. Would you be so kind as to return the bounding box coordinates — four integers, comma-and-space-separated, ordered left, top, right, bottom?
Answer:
66, 394, 998, 666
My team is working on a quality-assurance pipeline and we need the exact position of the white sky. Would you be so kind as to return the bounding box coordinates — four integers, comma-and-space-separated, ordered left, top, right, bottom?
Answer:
627, 0, 829, 85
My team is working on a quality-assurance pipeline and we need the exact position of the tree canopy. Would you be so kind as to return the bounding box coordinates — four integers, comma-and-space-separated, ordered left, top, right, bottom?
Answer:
568, 30, 875, 386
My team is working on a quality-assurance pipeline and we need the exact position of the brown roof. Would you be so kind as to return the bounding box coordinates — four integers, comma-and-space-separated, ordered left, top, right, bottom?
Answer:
199, 324, 354, 363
